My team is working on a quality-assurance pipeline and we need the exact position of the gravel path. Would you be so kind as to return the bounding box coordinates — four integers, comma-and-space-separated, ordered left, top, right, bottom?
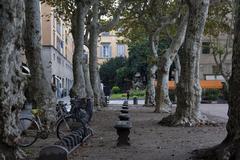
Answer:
26, 105, 227, 160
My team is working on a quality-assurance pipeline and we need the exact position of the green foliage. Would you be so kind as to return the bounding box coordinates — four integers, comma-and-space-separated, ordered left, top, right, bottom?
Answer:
126, 39, 151, 83
205, 1, 232, 37
129, 89, 145, 98
202, 89, 221, 101
110, 93, 127, 99
41, 0, 76, 23
99, 57, 127, 89
100, 38, 171, 91
115, 66, 131, 89
118, 0, 187, 44
111, 86, 121, 94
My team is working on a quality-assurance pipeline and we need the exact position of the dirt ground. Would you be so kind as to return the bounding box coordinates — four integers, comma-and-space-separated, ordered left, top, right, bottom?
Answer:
26, 105, 227, 160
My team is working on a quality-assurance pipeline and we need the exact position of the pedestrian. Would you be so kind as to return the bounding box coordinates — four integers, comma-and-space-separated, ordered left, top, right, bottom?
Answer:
126, 90, 130, 100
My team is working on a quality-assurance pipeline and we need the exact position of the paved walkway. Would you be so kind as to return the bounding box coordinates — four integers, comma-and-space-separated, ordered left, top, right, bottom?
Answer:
58, 97, 228, 120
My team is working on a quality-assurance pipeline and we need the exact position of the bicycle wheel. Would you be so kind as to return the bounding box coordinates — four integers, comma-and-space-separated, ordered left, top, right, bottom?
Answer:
56, 115, 75, 139
56, 115, 85, 139
18, 117, 40, 147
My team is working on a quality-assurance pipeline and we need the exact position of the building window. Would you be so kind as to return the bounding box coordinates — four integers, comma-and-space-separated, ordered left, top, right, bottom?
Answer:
101, 32, 110, 36
56, 20, 61, 35
62, 25, 64, 37
101, 43, 111, 58
65, 47, 68, 57
117, 44, 125, 57
53, 32, 56, 46
212, 65, 220, 74
65, 34, 68, 44
62, 78, 64, 89
53, 17, 56, 28
53, 53, 56, 61
57, 56, 61, 64
202, 42, 210, 54
56, 36, 63, 53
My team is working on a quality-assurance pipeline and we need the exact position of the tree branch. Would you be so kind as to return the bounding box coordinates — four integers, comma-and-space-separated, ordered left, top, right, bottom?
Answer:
168, 11, 189, 61
99, 0, 127, 32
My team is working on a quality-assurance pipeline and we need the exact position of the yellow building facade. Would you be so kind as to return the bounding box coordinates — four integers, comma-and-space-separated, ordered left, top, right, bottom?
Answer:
97, 31, 128, 64
41, 3, 74, 98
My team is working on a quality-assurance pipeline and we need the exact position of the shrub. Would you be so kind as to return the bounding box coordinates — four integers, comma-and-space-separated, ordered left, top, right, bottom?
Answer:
122, 94, 127, 97
129, 89, 145, 97
202, 89, 221, 101
111, 86, 121, 94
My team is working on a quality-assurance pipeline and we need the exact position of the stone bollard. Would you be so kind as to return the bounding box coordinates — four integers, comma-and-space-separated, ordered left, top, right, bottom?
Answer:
120, 109, 128, 114
123, 100, 128, 106
133, 97, 138, 105
114, 121, 132, 146
122, 106, 129, 110
119, 114, 130, 121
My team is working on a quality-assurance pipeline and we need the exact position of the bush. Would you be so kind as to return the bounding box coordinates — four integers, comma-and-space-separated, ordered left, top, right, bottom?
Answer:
111, 86, 121, 94
129, 89, 145, 97
122, 94, 127, 98
202, 89, 221, 101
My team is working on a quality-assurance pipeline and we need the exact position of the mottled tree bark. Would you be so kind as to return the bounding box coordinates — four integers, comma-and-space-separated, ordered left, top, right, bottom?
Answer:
193, 0, 240, 159
145, 15, 178, 111
0, 0, 26, 159
155, 13, 188, 113
24, 0, 56, 123
88, 0, 125, 108
145, 65, 157, 107
147, 32, 159, 108
155, 56, 172, 112
70, 2, 89, 98
159, 0, 210, 126
89, 0, 102, 108
83, 62, 94, 98
174, 54, 181, 84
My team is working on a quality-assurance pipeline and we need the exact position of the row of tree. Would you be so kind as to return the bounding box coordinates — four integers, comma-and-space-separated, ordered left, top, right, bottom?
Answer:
120, 0, 240, 159
0, 0, 56, 159
0, 0, 126, 159
43, 0, 127, 108
1, 0, 240, 159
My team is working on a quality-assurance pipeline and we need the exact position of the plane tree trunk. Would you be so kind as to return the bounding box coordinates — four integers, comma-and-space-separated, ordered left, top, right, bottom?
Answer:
24, 0, 56, 123
155, 55, 172, 112
159, 0, 210, 126
155, 13, 188, 113
145, 65, 157, 107
193, 0, 240, 159
174, 54, 181, 84
70, 2, 89, 98
0, 0, 26, 159
82, 54, 94, 98
89, 0, 102, 108
148, 32, 159, 109
88, 0, 125, 108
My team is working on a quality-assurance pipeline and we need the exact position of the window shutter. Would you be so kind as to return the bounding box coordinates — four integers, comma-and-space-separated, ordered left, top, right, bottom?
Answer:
100, 45, 103, 57
109, 45, 112, 58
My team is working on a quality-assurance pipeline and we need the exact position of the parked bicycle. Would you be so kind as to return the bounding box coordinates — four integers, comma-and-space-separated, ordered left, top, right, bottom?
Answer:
18, 98, 93, 147
18, 101, 74, 147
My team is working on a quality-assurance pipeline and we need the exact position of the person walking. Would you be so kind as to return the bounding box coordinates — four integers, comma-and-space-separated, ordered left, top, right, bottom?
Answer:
126, 90, 130, 100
